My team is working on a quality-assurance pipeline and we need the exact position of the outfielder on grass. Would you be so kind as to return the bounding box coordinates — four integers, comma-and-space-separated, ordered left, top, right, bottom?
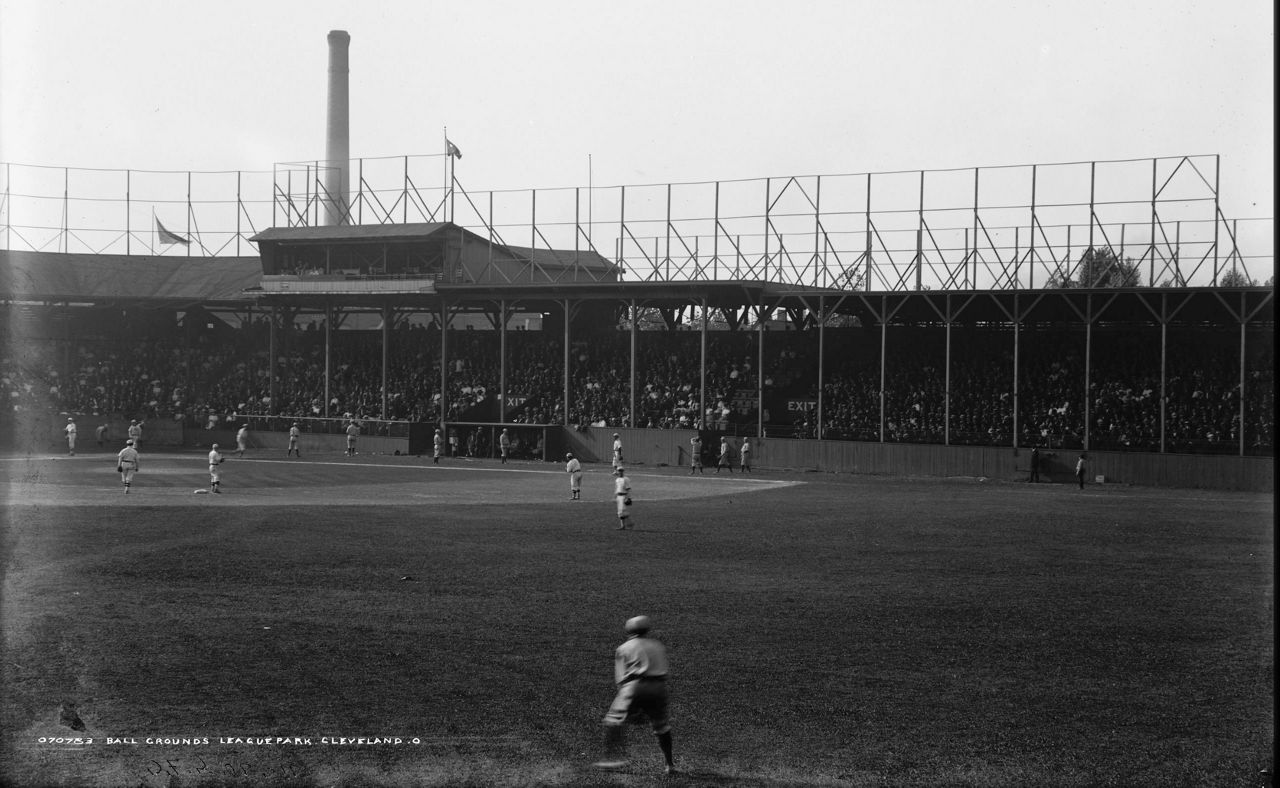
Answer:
566, 452, 583, 500
116, 439, 139, 494
614, 466, 633, 529
595, 615, 675, 775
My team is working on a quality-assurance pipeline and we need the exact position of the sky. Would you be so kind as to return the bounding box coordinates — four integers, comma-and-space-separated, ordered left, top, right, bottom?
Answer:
0, 0, 1274, 232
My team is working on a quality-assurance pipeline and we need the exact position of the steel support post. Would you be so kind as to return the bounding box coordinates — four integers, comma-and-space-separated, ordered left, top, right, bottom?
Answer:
666, 184, 672, 281
268, 308, 277, 411
563, 299, 571, 427
1150, 158, 1158, 287
971, 168, 979, 290
324, 304, 332, 418
1030, 164, 1038, 290
1088, 161, 1096, 255
916, 170, 925, 291
814, 175, 823, 288
764, 179, 771, 283
699, 297, 708, 428
235, 171, 242, 256
381, 305, 390, 419
879, 297, 887, 442
816, 296, 825, 440
61, 168, 68, 253
865, 175, 873, 292
629, 300, 637, 428
1012, 297, 1020, 448
1160, 297, 1167, 453
1239, 294, 1246, 457
713, 182, 720, 280
944, 297, 952, 446
440, 299, 449, 432
757, 302, 765, 439
499, 300, 508, 425
1214, 156, 1221, 284
1083, 295, 1092, 452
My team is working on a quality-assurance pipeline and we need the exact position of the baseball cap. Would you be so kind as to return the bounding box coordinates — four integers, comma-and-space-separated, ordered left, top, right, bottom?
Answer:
126, 439, 134, 445
625, 615, 652, 634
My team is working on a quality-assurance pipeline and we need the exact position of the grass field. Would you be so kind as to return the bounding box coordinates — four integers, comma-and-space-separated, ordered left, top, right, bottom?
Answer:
1, 448, 1273, 787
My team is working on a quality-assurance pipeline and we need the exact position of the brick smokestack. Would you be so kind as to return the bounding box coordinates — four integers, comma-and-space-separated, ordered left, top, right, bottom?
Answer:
323, 30, 351, 226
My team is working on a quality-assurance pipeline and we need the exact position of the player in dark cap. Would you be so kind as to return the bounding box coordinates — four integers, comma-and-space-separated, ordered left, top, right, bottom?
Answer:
594, 615, 675, 774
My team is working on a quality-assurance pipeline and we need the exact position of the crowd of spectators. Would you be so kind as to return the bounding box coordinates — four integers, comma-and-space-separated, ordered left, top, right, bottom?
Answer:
4, 319, 1272, 456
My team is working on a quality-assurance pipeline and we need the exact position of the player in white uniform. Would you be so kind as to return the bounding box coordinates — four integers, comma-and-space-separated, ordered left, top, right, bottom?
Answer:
116, 439, 139, 493
594, 615, 675, 774
288, 423, 301, 457
613, 466, 632, 529
127, 420, 143, 451
689, 435, 703, 475
207, 443, 224, 493
612, 433, 623, 469
235, 424, 249, 457
65, 417, 77, 455
499, 428, 511, 464
716, 437, 733, 473
739, 437, 752, 472
345, 422, 359, 456
565, 452, 583, 500
433, 429, 444, 464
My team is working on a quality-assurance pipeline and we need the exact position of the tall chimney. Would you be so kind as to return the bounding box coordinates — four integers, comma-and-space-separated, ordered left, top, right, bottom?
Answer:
323, 30, 351, 226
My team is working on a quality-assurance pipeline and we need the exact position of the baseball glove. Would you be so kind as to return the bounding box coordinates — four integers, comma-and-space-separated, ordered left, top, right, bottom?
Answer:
624, 497, 633, 506
117, 465, 123, 472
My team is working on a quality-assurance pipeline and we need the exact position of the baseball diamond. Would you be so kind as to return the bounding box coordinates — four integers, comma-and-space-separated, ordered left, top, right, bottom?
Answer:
0, 451, 1271, 785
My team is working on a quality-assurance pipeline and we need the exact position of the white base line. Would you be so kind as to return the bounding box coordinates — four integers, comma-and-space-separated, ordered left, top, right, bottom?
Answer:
239, 457, 801, 486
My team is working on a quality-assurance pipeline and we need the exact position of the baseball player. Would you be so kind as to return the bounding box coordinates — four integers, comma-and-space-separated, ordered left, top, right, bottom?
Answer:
127, 420, 143, 451
613, 466, 633, 529
716, 437, 733, 474
612, 433, 623, 469
566, 452, 583, 500
739, 437, 752, 472
345, 421, 360, 456
433, 429, 444, 464
207, 443, 224, 493
235, 424, 249, 458
288, 422, 301, 457
1075, 453, 1087, 489
499, 428, 511, 464
95, 423, 108, 448
689, 435, 703, 474
594, 615, 675, 774
65, 417, 77, 456
116, 439, 139, 494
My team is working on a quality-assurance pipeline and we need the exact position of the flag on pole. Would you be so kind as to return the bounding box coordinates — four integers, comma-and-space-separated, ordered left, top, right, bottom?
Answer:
156, 217, 191, 246
446, 139, 462, 159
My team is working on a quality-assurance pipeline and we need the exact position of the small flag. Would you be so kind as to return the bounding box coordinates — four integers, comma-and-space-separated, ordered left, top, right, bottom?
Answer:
156, 217, 190, 246
446, 139, 462, 160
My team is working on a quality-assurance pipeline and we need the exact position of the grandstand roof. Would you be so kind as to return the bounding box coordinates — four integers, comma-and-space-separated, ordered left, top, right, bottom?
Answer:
251, 221, 615, 276
0, 250, 261, 308
251, 222, 454, 244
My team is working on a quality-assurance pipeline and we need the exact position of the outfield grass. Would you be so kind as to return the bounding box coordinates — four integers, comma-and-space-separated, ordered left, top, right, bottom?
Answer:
1, 451, 1273, 787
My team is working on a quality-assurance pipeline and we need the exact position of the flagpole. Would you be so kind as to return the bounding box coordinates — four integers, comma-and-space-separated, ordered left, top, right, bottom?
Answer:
444, 126, 449, 223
